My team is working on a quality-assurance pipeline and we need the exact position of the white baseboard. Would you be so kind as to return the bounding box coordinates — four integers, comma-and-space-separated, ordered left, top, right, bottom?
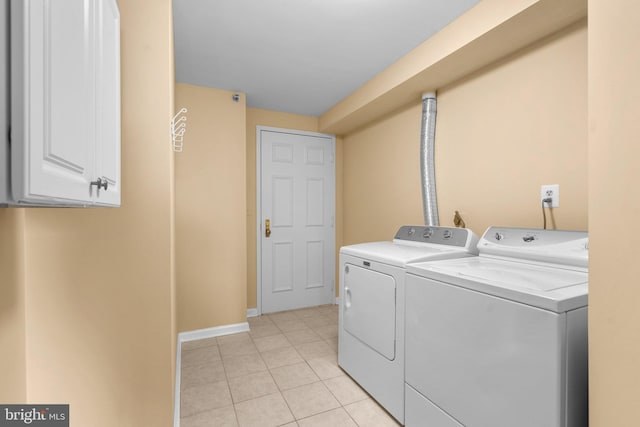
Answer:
178, 322, 250, 343
174, 321, 250, 426
174, 337, 182, 427
247, 308, 259, 318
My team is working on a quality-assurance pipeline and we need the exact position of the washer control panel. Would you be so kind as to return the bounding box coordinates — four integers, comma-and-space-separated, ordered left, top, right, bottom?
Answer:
479, 227, 589, 268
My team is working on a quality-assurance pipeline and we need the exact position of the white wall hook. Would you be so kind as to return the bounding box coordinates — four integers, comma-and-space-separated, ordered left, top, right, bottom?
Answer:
171, 108, 188, 152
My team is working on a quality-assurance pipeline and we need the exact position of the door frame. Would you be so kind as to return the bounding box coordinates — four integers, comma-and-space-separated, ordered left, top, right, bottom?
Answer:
256, 126, 336, 315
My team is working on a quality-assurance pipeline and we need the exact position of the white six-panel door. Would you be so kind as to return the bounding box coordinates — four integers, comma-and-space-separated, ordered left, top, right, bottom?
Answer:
258, 127, 335, 314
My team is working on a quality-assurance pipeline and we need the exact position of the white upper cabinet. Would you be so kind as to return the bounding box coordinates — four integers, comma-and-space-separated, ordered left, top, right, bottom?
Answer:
8, 0, 120, 206
93, 0, 121, 206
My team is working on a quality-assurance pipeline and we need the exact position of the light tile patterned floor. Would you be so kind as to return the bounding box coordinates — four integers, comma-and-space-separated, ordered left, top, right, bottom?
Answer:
180, 304, 401, 427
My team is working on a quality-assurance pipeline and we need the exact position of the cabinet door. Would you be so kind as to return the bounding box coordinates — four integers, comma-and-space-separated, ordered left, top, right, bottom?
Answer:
93, 0, 120, 206
11, 0, 96, 205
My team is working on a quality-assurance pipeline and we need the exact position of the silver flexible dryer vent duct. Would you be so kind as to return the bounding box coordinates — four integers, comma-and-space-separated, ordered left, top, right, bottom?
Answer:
420, 92, 439, 226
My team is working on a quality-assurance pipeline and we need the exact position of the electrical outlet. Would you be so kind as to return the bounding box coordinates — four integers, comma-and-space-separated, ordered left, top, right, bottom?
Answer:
541, 184, 559, 208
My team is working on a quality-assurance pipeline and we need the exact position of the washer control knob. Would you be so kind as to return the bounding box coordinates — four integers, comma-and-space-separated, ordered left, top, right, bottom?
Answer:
443, 230, 452, 239
495, 233, 504, 241
408, 227, 415, 236
423, 228, 433, 239
523, 235, 536, 242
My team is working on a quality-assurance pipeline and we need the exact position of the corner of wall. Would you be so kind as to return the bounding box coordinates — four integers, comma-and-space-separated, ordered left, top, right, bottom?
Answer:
175, 84, 248, 332
0, 209, 27, 402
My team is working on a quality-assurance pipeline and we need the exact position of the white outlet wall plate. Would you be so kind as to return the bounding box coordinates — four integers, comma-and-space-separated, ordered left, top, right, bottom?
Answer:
541, 184, 560, 208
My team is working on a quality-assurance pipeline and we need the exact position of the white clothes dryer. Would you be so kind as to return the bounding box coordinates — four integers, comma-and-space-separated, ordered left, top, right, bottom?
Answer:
404, 227, 589, 427
338, 225, 479, 424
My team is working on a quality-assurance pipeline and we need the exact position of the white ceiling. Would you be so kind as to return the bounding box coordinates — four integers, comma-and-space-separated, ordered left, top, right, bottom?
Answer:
173, 0, 481, 117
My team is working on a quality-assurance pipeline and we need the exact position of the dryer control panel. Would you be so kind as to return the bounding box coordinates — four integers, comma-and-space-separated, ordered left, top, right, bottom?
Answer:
394, 225, 476, 249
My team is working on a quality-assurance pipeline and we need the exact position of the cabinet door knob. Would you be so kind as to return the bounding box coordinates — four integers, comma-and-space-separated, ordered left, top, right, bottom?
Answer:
90, 177, 108, 191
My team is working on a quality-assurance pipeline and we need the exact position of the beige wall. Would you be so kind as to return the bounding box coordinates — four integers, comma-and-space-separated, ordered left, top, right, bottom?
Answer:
319, 0, 586, 135
588, 1, 640, 424
343, 21, 587, 244
176, 83, 247, 331
343, 104, 425, 244
0, 209, 26, 403
0, 0, 176, 425
436, 21, 587, 235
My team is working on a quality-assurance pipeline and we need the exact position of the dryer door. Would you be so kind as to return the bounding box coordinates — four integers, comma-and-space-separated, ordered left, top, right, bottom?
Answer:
343, 263, 396, 360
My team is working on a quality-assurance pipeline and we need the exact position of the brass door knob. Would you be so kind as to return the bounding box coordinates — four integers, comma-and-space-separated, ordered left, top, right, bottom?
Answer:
265, 219, 271, 238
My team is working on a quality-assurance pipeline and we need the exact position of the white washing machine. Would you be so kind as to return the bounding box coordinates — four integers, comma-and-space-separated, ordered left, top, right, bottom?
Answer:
404, 227, 589, 427
338, 225, 479, 424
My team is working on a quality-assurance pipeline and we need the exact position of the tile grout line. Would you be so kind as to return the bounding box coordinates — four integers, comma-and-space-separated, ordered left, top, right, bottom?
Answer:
271, 313, 345, 424
252, 320, 298, 425
264, 311, 322, 424
180, 341, 232, 422
219, 339, 241, 427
